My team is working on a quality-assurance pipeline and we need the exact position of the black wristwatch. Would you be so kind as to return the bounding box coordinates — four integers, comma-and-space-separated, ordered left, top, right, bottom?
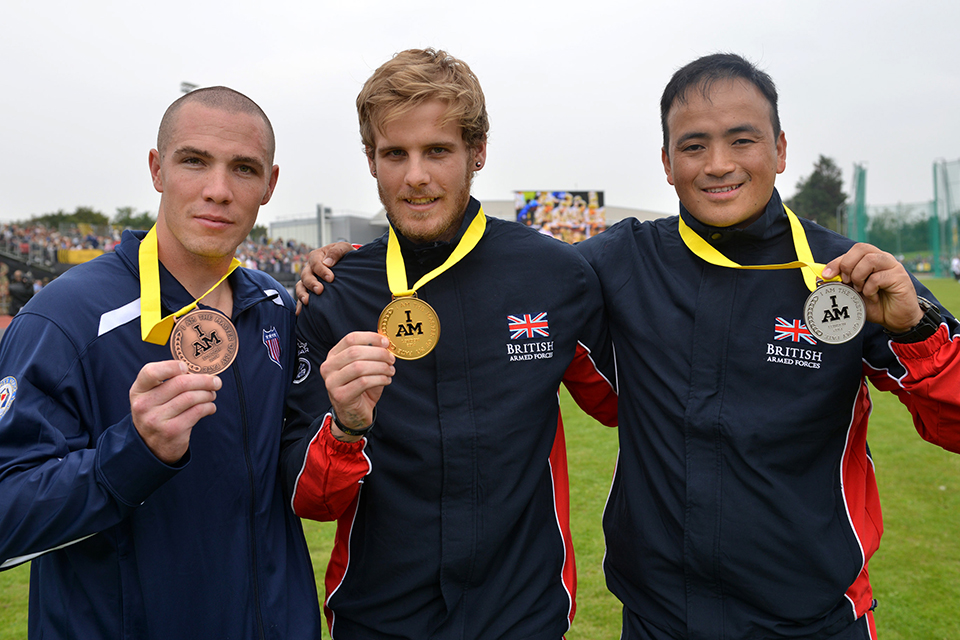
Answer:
331, 407, 376, 437
884, 297, 941, 344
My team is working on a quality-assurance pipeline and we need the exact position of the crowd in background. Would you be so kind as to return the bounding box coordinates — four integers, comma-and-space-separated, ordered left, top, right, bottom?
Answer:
235, 237, 313, 277
0, 264, 47, 316
0, 222, 316, 315
2, 220, 957, 317
1, 223, 119, 268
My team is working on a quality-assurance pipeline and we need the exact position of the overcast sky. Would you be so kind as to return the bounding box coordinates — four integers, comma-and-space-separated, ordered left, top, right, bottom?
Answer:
3, 0, 959, 229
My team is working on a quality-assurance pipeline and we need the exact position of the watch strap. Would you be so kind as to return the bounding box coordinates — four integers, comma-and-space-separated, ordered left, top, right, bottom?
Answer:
885, 297, 941, 344
331, 407, 376, 437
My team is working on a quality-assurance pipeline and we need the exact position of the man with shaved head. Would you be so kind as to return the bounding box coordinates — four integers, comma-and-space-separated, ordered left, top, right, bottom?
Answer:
157, 87, 277, 167
0, 86, 321, 639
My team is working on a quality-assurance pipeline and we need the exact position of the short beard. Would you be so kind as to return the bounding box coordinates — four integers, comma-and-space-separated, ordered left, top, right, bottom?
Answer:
379, 164, 474, 244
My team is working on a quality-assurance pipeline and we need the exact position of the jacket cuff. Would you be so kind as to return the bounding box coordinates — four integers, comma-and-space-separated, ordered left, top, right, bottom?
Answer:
95, 415, 184, 507
889, 323, 950, 360
318, 412, 368, 451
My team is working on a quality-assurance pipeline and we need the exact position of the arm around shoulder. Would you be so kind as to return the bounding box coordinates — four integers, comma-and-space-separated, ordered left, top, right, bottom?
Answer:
561, 256, 618, 427
282, 411, 372, 522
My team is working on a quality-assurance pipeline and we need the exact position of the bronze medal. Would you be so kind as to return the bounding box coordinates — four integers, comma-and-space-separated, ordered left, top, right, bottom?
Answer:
378, 296, 440, 360
169, 309, 239, 374
803, 281, 866, 344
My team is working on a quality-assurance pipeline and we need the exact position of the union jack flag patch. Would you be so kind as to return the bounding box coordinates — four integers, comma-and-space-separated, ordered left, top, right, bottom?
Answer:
263, 327, 282, 368
508, 312, 549, 339
774, 317, 817, 345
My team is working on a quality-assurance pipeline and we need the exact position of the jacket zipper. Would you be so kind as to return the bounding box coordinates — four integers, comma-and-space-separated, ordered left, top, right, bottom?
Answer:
234, 363, 266, 640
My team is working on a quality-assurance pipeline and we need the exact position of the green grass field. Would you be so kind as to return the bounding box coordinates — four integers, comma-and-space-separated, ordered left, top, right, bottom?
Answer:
2, 279, 959, 639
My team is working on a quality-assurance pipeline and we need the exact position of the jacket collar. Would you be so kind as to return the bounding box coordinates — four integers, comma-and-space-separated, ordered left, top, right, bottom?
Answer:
385, 197, 483, 278
389, 196, 481, 249
678, 188, 788, 247
116, 229, 275, 318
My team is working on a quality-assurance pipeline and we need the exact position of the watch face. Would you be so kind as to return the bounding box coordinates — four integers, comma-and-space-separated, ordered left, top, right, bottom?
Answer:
916, 297, 942, 336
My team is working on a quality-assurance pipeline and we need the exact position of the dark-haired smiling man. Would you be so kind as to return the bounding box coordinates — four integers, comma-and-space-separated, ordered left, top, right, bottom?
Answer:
578, 53, 960, 639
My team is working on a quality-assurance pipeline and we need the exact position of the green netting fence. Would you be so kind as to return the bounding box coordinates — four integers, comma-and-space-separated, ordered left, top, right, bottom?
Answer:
838, 160, 960, 277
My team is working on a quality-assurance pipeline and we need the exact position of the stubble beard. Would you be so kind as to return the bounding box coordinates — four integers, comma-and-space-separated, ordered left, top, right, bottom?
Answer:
379, 165, 474, 244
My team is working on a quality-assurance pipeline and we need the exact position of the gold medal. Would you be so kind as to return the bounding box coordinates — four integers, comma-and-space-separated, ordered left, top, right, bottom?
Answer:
803, 281, 865, 344
169, 309, 239, 374
378, 296, 440, 360
380, 207, 487, 361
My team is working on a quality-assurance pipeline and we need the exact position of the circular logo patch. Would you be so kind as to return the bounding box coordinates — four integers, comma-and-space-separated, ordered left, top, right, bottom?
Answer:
0, 376, 18, 421
293, 358, 311, 384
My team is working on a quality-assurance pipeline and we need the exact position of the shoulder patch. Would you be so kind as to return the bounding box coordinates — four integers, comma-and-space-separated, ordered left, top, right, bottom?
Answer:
0, 377, 18, 421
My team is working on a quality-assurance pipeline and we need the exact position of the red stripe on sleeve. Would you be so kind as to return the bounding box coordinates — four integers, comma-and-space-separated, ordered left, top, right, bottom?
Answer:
292, 413, 371, 521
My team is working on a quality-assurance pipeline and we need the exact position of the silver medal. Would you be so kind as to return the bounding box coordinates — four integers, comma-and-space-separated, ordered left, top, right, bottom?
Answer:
803, 281, 865, 344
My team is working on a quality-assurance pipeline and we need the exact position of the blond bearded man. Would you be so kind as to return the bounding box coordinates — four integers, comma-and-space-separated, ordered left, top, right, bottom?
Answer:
282, 49, 617, 640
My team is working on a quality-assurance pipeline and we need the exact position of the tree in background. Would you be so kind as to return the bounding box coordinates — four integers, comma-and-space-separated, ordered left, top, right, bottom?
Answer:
865, 206, 930, 257
31, 206, 111, 229
112, 206, 156, 231
785, 155, 847, 233
248, 224, 268, 243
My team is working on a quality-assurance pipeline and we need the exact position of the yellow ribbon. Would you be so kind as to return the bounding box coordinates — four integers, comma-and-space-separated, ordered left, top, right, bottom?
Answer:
678, 205, 839, 293
139, 225, 240, 345
386, 208, 487, 298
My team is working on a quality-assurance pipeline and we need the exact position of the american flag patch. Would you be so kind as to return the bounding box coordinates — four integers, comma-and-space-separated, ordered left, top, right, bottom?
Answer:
262, 327, 282, 368
774, 317, 817, 345
508, 312, 549, 339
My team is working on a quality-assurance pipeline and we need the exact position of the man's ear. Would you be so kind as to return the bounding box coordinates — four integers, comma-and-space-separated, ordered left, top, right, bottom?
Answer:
661, 147, 675, 186
472, 141, 487, 170
261, 165, 280, 205
776, 131, 787, 174
149, 149, 163, 193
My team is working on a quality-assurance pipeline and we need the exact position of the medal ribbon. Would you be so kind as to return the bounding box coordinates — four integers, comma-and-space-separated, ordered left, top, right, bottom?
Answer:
139, 225, 240, 345
386, 207, 487, 298
678, 205, 840, 293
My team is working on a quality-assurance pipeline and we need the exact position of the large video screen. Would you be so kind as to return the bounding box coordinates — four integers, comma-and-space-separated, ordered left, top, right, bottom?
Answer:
514, 190, 606, 244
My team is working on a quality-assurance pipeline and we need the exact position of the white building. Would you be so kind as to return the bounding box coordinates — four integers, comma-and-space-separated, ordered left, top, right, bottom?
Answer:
269, 201, 669, 250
